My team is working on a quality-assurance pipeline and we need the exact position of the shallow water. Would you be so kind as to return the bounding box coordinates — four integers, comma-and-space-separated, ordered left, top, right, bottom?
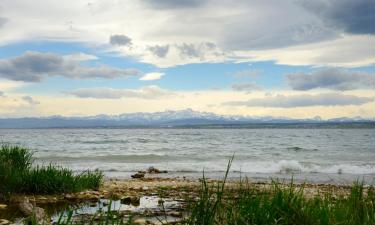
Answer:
52, 196, 183, 222
1, 128, 375, 184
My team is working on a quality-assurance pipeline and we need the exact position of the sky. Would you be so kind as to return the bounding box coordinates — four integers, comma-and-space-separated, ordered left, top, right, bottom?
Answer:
0, 0, 375, 119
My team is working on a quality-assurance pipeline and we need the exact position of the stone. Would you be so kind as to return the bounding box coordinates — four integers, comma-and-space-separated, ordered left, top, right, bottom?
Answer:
130, 196, 140, 206
133, 218, 146, 225
0, 204, 7, 209
121, 196, 132, 205
0, 219, 9, 225
64, 194, 74, 200
131, 172, 145, 179
169, 211, 183, 217
18, 198, 45, 221
147, 166, 168, 174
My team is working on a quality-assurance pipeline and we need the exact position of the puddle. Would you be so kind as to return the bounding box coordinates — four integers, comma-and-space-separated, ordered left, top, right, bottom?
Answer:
52, 195, 185, 222
1, 195, 186, 224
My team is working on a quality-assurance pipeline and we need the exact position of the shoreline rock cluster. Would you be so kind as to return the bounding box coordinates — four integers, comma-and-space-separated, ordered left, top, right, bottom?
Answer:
0, 175, 357, 224
131, 167, 168, 179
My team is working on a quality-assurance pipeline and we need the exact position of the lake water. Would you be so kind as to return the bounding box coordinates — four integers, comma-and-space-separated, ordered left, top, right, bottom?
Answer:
1, 128, 374, 184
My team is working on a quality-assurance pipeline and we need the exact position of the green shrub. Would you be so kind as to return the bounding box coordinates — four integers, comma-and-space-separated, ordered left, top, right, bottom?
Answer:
0, 145, 103, 197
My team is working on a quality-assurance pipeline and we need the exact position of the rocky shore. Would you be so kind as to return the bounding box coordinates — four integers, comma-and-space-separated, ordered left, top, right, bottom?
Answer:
0, 173, 361, 224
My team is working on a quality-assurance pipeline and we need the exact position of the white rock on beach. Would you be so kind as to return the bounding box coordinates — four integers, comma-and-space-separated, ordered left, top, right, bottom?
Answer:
18, 198, 45, 221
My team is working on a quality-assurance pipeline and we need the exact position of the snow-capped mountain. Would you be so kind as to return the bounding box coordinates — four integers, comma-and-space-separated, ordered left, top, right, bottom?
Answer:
0, 109, 374, 128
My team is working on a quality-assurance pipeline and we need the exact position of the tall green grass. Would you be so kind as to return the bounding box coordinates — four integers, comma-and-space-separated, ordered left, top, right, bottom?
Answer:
0, 145, 103, 197
187, 159, 375, 225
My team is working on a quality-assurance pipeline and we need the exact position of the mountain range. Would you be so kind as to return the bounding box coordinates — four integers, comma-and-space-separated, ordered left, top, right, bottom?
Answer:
0, 109, 374, 128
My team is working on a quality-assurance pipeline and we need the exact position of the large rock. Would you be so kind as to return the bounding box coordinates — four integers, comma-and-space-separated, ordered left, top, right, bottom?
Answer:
18, 198, 45, 221
147, 166, 167, 174
131, 171, 145, 179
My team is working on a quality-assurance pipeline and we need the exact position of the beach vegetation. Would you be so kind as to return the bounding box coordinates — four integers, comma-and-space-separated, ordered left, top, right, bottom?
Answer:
0, 145, 103, 198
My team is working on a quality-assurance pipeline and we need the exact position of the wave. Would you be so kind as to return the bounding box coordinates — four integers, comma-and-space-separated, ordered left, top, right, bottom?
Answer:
237, 160, 375, 175
35, 154, 213, 163
62, 159, 375, 176
35, 150, 375, 176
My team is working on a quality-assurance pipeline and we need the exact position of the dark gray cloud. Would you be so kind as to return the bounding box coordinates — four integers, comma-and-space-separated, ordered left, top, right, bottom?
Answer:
148, 45, 169, 58
0, 51, 140, 82
224, 93, 374, 108
231, 82, 262, 92
142, 0, 203, 9
109, 34, 132, 46
22, 96, 40, 105
177, 42, 216, 59
178, 43, 200, 58
301, 0, 375, 34
70, 86, 174, 99
0, 17, 7, 27
287, 69, 375, 91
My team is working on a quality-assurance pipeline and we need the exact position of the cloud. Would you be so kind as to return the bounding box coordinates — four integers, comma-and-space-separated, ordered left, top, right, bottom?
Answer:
224, 93, 375, 108
148, 45, 169, 58
287, 69, 375, 91
301, 0, 375, 35
142, 0, 204, 9
239, 35, 375, 68
109, 35, 132, 46
140, 72, 165, 81
0, 17, 7, 27
0, 80, 29, 91
0, 91, 4, 97
231, 82, 262, 92
70, 85, 175, 99
63, 53, 98, 61
1, 0, 374, 68
232, 70, 261, 78
22, 96, 40, 105
177, 42, 218, 59
0, 51, 140, 82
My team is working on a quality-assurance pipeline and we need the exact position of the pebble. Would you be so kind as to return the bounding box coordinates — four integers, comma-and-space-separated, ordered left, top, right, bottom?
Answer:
169, 211, 183, 217
133, 218, 147, 225
0, 204, 7, 209
121, 196, 132, 205
131, 196, 140, 206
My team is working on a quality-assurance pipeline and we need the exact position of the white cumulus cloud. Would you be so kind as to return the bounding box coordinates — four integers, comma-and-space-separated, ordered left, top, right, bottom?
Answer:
139, 72, 165, 81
